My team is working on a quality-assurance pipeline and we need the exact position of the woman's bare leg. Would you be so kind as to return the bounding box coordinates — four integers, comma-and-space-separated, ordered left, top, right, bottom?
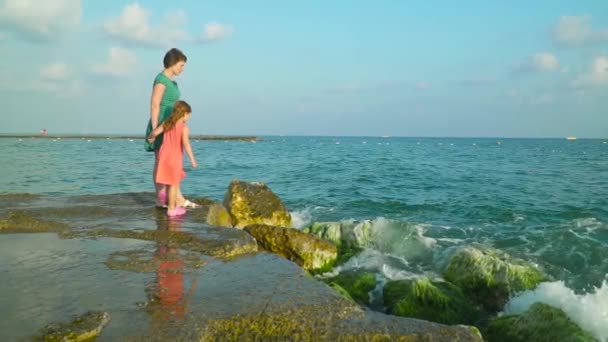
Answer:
176, 185, 186, 207
154, 151, 167, 201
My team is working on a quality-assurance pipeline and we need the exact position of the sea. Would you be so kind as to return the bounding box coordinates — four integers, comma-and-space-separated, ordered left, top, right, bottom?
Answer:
1, 135, 607, 340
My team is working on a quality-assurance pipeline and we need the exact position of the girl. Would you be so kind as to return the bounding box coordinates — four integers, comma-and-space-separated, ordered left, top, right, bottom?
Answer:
147, 100, 198, 216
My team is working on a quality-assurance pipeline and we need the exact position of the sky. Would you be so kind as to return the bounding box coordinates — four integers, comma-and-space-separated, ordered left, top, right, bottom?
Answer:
1, 1, 607, 138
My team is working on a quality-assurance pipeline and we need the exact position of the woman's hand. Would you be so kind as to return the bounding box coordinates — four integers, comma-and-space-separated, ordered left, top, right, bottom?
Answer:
191, 159, 198, 169
147, 135, 155, 143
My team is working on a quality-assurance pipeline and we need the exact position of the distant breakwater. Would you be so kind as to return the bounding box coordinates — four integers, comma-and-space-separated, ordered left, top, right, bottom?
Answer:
0, 134, 259, 142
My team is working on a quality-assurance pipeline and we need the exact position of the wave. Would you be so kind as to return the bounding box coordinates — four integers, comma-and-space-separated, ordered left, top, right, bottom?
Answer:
503, 280, 608, 342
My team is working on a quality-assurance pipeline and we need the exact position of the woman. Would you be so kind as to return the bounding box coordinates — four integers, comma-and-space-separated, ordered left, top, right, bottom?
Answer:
145, 48, 200, 209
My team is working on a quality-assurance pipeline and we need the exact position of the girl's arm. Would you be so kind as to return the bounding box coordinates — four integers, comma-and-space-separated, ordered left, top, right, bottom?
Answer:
150, 83, 166, 129
147, 125, 165, 142
182, 125, 198, 168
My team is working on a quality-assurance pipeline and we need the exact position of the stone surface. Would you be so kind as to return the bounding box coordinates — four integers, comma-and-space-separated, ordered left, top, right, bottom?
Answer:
223, 180, 291, 228
38, 311, 110, 342
190, 200, 234, 228
244, 224, 337, 273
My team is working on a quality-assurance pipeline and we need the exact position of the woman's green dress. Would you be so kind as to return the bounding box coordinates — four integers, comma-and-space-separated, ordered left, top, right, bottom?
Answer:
144, 73, 181, 152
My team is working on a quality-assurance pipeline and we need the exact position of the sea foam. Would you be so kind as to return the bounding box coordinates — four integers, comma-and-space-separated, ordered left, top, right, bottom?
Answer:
504, 280, 608, 342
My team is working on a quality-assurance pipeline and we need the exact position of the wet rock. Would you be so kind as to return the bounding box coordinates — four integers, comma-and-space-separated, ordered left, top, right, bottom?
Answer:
304, 221, 342, 247
485, 302, 598, 342
442, 246, 545, 311
81, 228, 257, 259
38, 311, 110, 342
223, 180, 291, 229
0, 210, 70, 234
304, 220, 375, 265
199, 299, 483, 342
190, 200, 234, 228
324, 271, 377, 306
383, 277, 479, 325
244, 224, 337, 273
104, 248, 207, 273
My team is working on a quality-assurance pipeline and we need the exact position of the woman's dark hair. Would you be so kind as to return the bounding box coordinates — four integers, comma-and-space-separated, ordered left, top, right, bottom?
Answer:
163, 48, 187, 68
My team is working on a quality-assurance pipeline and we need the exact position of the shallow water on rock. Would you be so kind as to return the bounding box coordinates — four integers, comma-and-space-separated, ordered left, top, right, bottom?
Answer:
0, 194, 480, 341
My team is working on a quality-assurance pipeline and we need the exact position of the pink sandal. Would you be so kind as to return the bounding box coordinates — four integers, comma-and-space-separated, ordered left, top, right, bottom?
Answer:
167, 207, 186, 217
156, 190, 168, 208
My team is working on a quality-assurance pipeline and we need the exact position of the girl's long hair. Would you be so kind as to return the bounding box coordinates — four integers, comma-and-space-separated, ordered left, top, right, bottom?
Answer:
163, 100, 191, 131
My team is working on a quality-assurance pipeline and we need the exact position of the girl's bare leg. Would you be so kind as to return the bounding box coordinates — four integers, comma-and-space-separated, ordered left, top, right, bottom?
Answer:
167, 185, 178, 211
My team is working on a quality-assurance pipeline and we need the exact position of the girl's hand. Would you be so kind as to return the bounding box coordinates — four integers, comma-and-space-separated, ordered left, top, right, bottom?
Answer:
147, 135, 155, 143
191, 160, 198, 169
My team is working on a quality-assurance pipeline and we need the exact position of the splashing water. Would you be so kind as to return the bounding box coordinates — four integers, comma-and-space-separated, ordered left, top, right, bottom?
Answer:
504, 280, 608, 342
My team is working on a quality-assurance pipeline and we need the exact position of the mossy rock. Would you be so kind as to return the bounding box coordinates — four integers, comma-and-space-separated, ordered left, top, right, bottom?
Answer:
304, 221, 373, 265
200, 300, 483, 342
0, 210, 70, 234
37, 311, 110, 342
325, 271, 377, 305
223, 180, 291, 229
304, 222, 342, 247
485, 302, 599, 342
383, 277, 478, 325
244, 224, 337, 273
329, 282, 356, 302
190, 200, 234, 228
442, 246, 545, 311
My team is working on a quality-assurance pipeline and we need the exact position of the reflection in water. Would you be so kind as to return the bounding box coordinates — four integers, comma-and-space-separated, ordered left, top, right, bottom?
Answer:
148, 212, 197, 323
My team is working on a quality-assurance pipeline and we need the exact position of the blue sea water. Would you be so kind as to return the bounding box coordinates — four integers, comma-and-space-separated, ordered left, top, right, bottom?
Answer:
2, 136, 608, 339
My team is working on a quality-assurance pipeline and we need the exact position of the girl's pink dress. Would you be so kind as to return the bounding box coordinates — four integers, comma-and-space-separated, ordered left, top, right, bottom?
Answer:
156, 122, 186, 186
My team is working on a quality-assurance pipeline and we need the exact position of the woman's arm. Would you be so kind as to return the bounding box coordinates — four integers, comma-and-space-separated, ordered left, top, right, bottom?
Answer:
182, 125, 197, 168
147, 125, 165, 142
150, 82, 166, 129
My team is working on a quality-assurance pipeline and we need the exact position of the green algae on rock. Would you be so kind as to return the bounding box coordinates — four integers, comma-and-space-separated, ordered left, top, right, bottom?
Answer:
0, 210, 71, 234
223, 180, 291, 229
485, 302, 599, 342
199, 299, 483, 342
189, 198, 234, 228
79, 228, 257, 259
442, 246, 545, 311
383, 277, 479, 325
304, 220, 375, 265
37, 311, 110, 342
244, 224, 337, 273
324, 271, 377, 305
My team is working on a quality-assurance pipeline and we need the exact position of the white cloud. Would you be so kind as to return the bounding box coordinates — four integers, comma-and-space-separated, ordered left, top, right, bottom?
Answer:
0, 0, 81, 40
201, 22, 234, 42
40, 63, 72, 81
91, 47, 137, 78
553, 15, 608, 47
513, 53, 559, 74
103, 4, 187, 48
572, 56, 608, 87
